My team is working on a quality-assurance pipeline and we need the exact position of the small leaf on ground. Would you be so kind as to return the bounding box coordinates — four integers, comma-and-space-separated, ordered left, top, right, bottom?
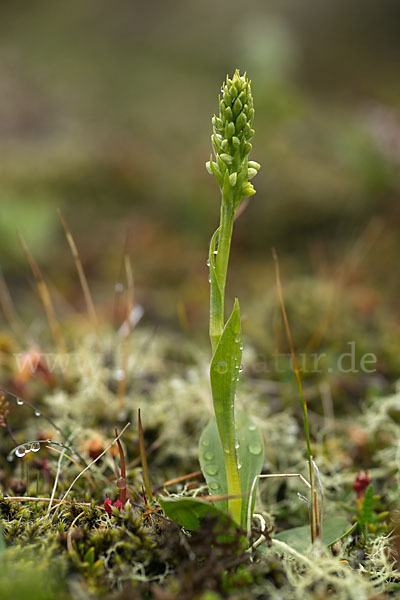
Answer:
158, 496, 226, 531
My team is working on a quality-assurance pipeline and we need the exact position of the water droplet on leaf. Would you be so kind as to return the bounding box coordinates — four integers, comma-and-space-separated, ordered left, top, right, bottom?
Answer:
209, 482, 219, 490
15, 446, 26, 458
16, 399, 24, 406
204, 451, 214, 461
31, 442, 40, 452
248, 443, 262, 455
205, 465, 218, 476
214, 361, 228, 374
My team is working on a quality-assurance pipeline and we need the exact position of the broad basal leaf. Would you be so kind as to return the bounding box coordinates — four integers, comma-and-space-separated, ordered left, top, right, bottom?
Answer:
272, 516, 353, 553
158, 496, 225, 531
199, 410, 264, 530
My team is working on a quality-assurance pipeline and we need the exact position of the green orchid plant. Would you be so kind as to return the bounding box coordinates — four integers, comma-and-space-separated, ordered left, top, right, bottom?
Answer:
160, 70, 264, 532
160, 72, 350, 549
198, 71, 264, 529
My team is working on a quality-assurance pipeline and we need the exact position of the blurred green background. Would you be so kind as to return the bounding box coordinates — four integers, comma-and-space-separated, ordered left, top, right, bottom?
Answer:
1, 0, 399, 339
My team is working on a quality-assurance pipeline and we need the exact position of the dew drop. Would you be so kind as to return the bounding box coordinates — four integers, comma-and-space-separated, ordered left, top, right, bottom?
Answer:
205, 465, 219, 476
117, 477, 127, 489
114, 282, 124, 293
214, 361, 227, 374
24, 443, 32, 454
113, 369, 125, 381
202, 439, 210, 447
31, 442, 41, 452
204, 451, 214, 461
206, 259, 210, 267
7, 455, 13, 462
224, 448, 231, 455
235, 333, 241, 343
248, 424, 256, 431
213, 250, 218, 256
239, 364, 244, 373
234, 440, 240, 449
209, 482, 220, 490
16, 399, 24, 406
34, 410, 41, 417
248, 443, 262, 456
239, 345, 243, 351
15, 446, 26, 458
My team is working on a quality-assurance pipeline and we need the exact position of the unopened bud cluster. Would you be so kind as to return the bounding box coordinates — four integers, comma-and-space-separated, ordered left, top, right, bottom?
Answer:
206, 70, 260, 207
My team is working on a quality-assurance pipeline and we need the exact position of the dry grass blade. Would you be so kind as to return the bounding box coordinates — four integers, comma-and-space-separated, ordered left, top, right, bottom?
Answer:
57, 209, 99, 338
155, 470, 202, 491
0, 265, 26, 342
138, 409, 153, 504
61, 422, 130, 502
45, 445, 97, 491
114, 427, 127, 505
67, 511, 85, 559
117, 255, 134, 409
18, 231, 66, 354
272, 247, 320, 543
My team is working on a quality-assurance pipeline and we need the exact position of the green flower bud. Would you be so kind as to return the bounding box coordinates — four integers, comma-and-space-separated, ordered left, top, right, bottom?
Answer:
229, 172, 237, 186
206, 70, 260, 206
235, 111, 247, 134
220, 153, 233, 165
232, 136, 240, 148
241, 182, 256, 197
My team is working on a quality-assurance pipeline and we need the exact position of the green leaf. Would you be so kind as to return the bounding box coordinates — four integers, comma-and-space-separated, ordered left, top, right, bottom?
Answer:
0, 523, 5, 554
209, 298, 243, 524
273, 516, 352, 553
359, 484, 374, 530
199, 410, 264, 530
158, 496, 225, 531
210, 298, 242, 457
209, 226, 223, 350
235, 410, 264, 527
199, 418, 228, 513
83, 546, 95, 567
